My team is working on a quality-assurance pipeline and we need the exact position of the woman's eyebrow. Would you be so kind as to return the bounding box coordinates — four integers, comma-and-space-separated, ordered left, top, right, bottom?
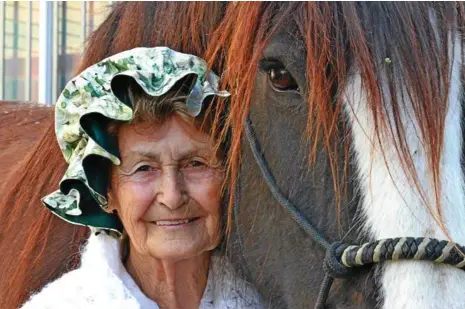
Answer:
123, 145, 210, 162
174, 148, 208, 160
123, 149, 161, 163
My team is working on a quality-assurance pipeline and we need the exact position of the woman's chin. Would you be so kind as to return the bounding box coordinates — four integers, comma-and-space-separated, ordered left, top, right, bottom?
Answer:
147, 243, 211, 261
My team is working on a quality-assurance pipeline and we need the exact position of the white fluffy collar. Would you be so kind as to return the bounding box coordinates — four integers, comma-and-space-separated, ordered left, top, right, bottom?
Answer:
21, 233, 263, 309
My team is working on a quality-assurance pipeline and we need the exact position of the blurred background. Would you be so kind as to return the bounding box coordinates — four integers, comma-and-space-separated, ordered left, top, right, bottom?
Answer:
0, 1, 111, 105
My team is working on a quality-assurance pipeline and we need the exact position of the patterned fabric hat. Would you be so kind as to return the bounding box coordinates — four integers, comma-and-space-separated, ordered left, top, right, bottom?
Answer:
42, 47, 230, 235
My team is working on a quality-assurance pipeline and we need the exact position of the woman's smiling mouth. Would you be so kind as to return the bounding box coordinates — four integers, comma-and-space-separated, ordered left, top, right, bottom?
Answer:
152, 217, 201, 226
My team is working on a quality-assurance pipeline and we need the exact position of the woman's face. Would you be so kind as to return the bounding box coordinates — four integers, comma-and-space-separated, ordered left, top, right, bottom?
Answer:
110, 115, 224, 261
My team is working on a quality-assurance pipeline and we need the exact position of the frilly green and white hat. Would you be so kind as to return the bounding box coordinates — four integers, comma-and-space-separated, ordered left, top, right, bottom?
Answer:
42, 47, 229, 235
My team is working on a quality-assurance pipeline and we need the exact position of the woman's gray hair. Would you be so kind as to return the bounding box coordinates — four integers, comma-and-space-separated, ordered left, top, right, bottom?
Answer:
107, 78, 219, 139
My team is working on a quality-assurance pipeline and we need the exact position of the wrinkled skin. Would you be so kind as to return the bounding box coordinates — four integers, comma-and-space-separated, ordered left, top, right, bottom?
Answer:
229, 29, 379, 308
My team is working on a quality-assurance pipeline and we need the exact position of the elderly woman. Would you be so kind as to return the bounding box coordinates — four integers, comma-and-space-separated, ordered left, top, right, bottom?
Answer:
20, 47, 263, 309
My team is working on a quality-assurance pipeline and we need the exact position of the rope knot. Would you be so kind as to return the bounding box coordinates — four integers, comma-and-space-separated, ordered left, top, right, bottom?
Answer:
324, 242, 351, 278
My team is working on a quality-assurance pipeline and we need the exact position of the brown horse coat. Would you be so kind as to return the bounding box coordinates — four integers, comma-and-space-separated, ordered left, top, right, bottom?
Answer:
0, 102, 53, 191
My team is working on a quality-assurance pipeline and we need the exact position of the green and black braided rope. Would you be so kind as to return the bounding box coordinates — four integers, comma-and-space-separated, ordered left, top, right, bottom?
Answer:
326, 237, 465, 278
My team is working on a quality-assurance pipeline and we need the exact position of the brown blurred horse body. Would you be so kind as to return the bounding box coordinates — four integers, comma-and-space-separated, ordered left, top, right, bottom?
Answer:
0, 102, 86, 304
0, 102, 53, 190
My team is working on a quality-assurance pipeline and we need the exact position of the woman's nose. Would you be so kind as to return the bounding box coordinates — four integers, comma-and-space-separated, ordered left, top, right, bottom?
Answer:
157, 169, 186, 210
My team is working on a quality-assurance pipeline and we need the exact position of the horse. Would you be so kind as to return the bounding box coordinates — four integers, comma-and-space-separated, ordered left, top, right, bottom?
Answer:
0, 101, 52, 190
1, 2, 464, 309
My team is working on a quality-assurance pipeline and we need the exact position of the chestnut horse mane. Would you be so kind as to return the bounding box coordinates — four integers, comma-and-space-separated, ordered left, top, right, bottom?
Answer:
0, 2, 463, 308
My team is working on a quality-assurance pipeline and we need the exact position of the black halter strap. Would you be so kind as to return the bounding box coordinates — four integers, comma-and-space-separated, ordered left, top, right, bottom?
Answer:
238, 115, 465, 309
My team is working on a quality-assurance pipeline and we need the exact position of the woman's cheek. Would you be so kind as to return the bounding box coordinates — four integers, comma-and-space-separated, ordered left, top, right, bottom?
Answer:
187, 177, 223, 213
119, 181, 156, 220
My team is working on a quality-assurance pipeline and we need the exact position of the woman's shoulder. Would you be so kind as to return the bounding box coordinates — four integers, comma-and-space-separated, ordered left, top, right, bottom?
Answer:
20, 233, 142, 309
20, 265, 140, 309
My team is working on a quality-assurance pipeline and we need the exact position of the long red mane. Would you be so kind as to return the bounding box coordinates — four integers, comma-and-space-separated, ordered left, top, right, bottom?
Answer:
1, 2, 463, 308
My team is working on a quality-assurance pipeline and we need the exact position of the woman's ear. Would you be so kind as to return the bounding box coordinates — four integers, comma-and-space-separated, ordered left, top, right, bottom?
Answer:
103, 205, 117, 215
105, 191, 118, 214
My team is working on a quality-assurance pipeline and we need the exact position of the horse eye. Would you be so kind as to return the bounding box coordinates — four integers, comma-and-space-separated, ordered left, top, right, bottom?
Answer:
268, 68, 299, 92
260, 59, 299, 93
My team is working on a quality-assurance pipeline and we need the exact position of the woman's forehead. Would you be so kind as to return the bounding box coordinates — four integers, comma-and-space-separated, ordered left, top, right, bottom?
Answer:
118, 116, 213, 159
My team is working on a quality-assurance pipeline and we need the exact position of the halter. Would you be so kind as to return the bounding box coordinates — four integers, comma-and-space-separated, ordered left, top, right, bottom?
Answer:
237, 115, 465, 309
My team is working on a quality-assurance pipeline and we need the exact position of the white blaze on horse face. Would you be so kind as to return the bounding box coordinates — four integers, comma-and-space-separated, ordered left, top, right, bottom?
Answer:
343, 41, 465, 308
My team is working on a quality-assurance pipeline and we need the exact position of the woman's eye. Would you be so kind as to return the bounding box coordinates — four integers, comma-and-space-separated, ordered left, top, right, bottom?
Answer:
135, 165, 154, 173
259, 60, 299, 92
185, 160, 207, 168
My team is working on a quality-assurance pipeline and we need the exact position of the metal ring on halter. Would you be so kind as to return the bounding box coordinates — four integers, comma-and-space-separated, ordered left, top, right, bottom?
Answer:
241, 115, 465, 309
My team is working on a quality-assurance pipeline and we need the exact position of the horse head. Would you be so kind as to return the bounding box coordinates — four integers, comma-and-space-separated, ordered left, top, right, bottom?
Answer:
210, 2, 465, 308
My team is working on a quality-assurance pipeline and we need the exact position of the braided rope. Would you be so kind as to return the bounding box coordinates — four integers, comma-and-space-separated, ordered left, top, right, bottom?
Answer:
334, 237, 465, 270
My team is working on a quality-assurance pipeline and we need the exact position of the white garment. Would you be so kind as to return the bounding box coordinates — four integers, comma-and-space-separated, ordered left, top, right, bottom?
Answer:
20, 233, 264, 309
